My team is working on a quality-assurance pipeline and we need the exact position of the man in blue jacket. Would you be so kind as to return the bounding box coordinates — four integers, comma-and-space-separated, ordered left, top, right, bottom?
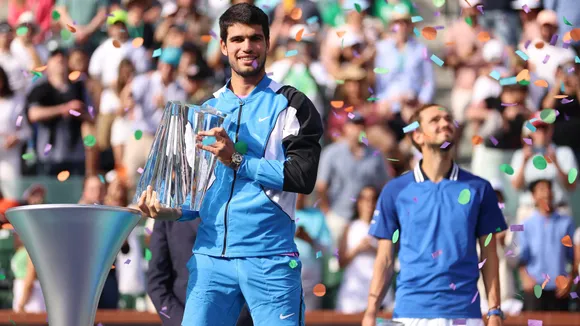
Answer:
137, 3, 323, 326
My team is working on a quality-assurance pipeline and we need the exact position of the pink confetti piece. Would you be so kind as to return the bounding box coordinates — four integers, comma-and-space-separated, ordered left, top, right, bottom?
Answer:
510, 224, 524, 231
522, 4, 530, 13
432, 249, 442, 258
574, 276, 580, 284
422, 47, 428, 60
159, 311, 171, 319
542, 55, 550, 64
505, 250, 514, 257
97, 323, 103, 326
251, 60, 258, 69
88, 105, 94, 118
137, 167, 144, 174
44, 143, 52, 155
209, 30, 217, 39
528, 320, 542, 326
524, 40, 531, 49
489, 136, 498, 146
353, 50, 361, 58
145, 227, 152, 235
550, 34, 558, 46
476, 5, 484, 15
523, 137, 532, 145
571, 292, 578, 299
563, 41, 571, 49
69, 109, 80, 117
266, 71, 274, 77
368, 87, 374, 94
562, 98, 574, 104
501, 102, 517, 106
478, 258, 487, 269
361, 137, 368, 146
470, 292, 479, 304
162, 306, 167, 311
453, 120, 459, 128
449, 283, 456, 290
498, 202, 505, 209
16, 115, 22, 127
313, 199, 321, 208
433, 25, 445, 30
453, 319, 467, 326
434, 11, 440, 17
347, 112, 355, 119
124, 259, 131, 264
440, 141, 451, 149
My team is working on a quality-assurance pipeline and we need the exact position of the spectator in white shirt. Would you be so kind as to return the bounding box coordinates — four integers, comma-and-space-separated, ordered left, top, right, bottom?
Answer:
0, 22, 28, 95
9, 11, 49, 70
89, 9, 150, 154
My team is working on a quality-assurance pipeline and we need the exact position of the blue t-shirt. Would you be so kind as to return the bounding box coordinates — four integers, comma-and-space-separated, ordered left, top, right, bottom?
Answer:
369, 162, 507, 319
518, 211, 575, 290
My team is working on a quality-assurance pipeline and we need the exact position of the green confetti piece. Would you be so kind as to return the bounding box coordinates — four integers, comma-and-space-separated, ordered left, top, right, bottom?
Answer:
16, 26, 29, 36
519, 79, 530, 86
0, 274, 5, 281
534, 284, 542, 298
563, 16, 573, 26
289, 259, 298, 268
392, 229, 400, 244
9, 319, 15, 326
52, 10, 61, 21
532, 155, 547, 170
234, 141, 248, 154
569, 168, 578, 184
540, 108, 556, 124
60, 29, 72, 40
496, 227, 502, 232
373, 67, 389, 74
354, 3, 362, 13
358, 131, 367, 142
134, 130, 143, 140
145, 248, 152, 261
367, 97, 380, 101
83, 135, 96, 147
22, 152, 35, 160
386, 158, 399, 162
335, 80, 345, 85
433, 0, 445, 8
458, 189, 471, 205
484, 233, 493, 247
500, 164, 514, 175
152, 48, 162, 58
465, 16, 473, 27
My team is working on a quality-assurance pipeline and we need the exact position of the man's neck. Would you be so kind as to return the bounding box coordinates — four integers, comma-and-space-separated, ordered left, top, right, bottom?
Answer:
420, 150, 453, 183
229, 70, 265, 97
538, 209, 553, 218
48, 74, 67, 89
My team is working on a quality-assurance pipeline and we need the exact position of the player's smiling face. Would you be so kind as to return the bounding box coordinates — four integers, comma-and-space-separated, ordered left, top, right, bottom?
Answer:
221, 23, 269, 79
414, 106, 455, 151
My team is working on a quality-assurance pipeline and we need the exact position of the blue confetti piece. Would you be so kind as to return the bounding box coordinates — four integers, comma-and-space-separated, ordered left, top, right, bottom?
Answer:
413, 27, 420, 37
316, 251, 322, 259
285, 49, 298, 57
489, 70, 501, 80
152, 48, 162, 58
525, 121, 537, 132
499, 76, 517, 86
202, 136, 217, 146
98, 174, 105, 183
306, 16, 319, 25
430, 54, 444, 67
515, 50, 529, 61
576, 56, 580, 63
411, 16, 423, 23
561, 81, 565, 93
403, 121, 420, 133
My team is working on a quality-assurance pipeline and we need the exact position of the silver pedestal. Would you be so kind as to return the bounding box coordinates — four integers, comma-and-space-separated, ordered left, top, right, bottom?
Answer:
6, 204, 141, 326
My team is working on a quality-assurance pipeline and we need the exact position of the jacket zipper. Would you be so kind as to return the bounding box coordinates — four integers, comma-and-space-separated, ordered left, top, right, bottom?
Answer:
221, 101, 244, 257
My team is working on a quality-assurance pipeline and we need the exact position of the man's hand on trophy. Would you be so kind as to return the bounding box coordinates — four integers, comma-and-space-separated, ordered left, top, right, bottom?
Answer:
196, 127, 235, 165
137, 186, 182, 221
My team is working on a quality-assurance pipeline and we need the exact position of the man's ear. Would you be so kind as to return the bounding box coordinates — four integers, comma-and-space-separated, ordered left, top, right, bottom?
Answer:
220, 39, 228, 57
412, 129, 423, 147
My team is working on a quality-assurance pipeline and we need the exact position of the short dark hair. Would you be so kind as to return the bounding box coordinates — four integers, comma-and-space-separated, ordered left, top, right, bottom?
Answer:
407, 103, 449, 152
529, 179, 552, 193
219, 3, 270, 42
0, 66, 14, 98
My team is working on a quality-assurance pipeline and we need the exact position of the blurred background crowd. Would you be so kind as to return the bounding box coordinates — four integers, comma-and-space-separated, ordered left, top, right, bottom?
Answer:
1, 0, 580, 318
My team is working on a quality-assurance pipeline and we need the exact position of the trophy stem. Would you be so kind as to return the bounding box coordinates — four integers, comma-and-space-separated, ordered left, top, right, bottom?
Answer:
6, 205, 141, 326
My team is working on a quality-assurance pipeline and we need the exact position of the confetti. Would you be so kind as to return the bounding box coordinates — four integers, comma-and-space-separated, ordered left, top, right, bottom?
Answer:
422, 27, 437, 40
532, 155, 547, 170
124, 259, 131, 264
523, 137, 532, 145
83, 135, 96, 147
16, 115, 22, 127
517, 69, 531, 82
152, 48, 162, 58
21, 152, 35, 160
449, 283, 456, 290
373, 67, 389, 74
534, 284, 542, 298
137, 167, 144, 174
313, 283, 326, 297
145, 248, 152, 260
134, 130, 143, 140
112, 39, 121, 48
562, 235, 573, 247
289, 260, 298, 268
500, 163, 514, 175
515, 50, 529, 61
556, 275, 569, 289
69, 109, 81, 117
44, 144, 52, 155
330, 101, 344, 108
66, 24, 76, 33
234, 141, 248, 154
458, 189, 471, 205
522, 4, 530, 13
132, 37, 144, 47
542, 55, 550, 64
430, 54, 444, 67
489, 70, 501, 80
571, 292, 578, 299
52, 10, 61, 20
285, 49, 298, 57
57, 170, 70, 182
528, 320, 542, 326
540, 109, 556, 123
440, 141, 451, 149
510, 224, 524, 231
61, 29, 72, 40
354, 3, 362, 13
465, 16, 473, 27
489, 136, 498, 146
411, 16, 424, 23
477, 31, 490, 42
478, 258, 486, 269
403, 121, 420, 133
16, 26, 29, 36
392, 229, 400, 243
470, 292, 479, 303
569, 168, 578, 184
550, 34, 558, 46
432, 249, 442, 258
534, 79, 549, 88
484, 233, 493, 247
564, 16, 573, 26
316, 251, 322, 259
499, 77, 517, 86
433, 0, 445, 8
525, 121, 537, 132
98, 174, 105, 183
453, 319, 466, 326
68, 71, 81, 81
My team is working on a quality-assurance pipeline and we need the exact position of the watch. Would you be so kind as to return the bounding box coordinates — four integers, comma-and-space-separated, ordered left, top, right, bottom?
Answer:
487, 307, 505, 320
230, 152, 243, 170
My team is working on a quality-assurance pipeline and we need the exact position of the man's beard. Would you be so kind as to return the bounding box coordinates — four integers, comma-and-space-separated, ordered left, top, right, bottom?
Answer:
232, 56, 266, 77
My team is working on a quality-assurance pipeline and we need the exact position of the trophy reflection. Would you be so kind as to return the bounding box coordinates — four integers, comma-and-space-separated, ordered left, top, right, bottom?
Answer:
132, 102, 226, 213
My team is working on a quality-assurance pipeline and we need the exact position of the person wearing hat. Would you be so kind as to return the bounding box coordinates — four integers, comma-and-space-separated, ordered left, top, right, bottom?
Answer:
9, 11, 49, 70
88, 9, 150, 155
0, 21, 28, 95
510, 110, 578, 224
123, 47, 187, 189
512, 0, 543, 46
543, 0, 580, 47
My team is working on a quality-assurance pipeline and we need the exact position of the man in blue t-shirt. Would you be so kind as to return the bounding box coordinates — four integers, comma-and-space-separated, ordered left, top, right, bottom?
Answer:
362, 104, 507, 326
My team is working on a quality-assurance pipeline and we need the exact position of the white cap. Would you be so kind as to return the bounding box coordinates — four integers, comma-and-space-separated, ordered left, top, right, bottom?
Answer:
161, 2, 178, 17
289, 24, 314, 42
511, 0, 542, 10
482, 39, 505, 63
460, 0, 481, 8
17, 11, 36, 26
